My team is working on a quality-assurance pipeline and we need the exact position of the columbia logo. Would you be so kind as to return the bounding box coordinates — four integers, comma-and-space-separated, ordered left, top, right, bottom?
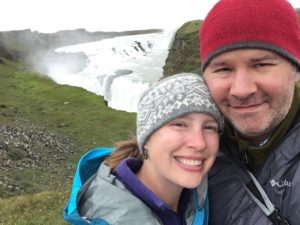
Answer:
270, 179, 291, 188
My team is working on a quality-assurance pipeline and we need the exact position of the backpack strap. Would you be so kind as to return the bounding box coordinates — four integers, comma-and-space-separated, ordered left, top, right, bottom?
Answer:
192, 189, 208, 225
221, 134, 291, 225
232, 162, 291, 225
64, 147, 114, 224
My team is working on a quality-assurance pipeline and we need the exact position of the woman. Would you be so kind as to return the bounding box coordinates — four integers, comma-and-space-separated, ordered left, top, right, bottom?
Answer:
64, 73, 223, 225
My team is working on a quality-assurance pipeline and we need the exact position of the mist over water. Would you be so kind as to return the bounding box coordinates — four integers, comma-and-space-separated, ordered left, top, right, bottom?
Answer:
45, 30, 175, 112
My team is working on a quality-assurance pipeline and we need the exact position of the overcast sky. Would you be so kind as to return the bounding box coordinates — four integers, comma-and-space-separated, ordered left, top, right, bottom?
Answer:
2, 0, 300, 33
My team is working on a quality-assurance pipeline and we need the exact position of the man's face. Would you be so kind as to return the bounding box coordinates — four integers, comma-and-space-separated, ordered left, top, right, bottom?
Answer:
203, 49, 300, 141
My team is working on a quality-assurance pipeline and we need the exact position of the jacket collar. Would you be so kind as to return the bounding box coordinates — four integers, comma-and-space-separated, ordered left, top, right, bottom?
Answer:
116, 157, 189, 225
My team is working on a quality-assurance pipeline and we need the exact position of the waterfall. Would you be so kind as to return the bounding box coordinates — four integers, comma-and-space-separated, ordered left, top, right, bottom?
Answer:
46, 29, 176, 112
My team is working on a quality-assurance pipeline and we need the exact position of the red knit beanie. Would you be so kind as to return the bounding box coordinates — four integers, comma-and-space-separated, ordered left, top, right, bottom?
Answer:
200, 0, 300, 72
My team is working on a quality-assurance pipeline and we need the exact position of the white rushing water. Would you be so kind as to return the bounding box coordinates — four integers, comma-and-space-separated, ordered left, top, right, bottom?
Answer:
46, 29, 175, 112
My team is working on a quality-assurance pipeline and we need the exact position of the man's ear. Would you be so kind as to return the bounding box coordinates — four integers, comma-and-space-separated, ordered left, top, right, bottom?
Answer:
293, 65, 300, 82
296, 69, 300, 83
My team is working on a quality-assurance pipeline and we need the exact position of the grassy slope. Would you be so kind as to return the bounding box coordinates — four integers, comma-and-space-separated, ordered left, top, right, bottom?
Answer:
0, 57, 135, 224
163, 20, 202, 77
0, 191, 69, 225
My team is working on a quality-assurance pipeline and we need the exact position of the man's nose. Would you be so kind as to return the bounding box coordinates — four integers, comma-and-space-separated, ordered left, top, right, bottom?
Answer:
229, 70, 257, 98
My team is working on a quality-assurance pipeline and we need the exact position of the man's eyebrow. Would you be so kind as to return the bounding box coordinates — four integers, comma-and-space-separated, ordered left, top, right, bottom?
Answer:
208, 53, 280, 68
250, 54, 279, 62
208, 61, 228, 68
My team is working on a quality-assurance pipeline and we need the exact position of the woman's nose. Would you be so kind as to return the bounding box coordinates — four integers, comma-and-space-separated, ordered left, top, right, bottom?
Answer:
186, 130, 206, 150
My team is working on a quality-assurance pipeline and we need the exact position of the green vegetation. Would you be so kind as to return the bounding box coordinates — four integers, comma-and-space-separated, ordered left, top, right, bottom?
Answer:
0, 191, 69, 225
163, 20, 202, 76
0, 58, 136, 149
0, 57, 135, 223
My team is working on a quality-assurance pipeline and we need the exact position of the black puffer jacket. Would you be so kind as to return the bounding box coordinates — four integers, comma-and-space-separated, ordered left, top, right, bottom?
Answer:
208, 111, 300, 225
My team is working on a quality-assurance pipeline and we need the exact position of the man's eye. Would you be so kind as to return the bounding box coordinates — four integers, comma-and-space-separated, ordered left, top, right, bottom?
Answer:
254, 63, 274, 68
214, 67, 230, 73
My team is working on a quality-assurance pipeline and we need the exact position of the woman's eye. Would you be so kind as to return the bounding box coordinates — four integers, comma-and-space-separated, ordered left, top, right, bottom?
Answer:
169, 120, 187, 128
173, 122, 186, 127
204, 125, 219, 133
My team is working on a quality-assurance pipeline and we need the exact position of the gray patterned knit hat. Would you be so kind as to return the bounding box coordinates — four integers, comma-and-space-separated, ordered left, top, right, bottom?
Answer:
136, 73, 223, 152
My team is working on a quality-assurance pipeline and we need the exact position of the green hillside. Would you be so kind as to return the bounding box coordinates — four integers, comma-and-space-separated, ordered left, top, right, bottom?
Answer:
0, 57, 135, 224
163, 20, 202, 77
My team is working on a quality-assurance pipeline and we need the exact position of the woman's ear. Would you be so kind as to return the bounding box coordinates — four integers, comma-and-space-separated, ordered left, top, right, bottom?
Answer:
143, 146, 149, 159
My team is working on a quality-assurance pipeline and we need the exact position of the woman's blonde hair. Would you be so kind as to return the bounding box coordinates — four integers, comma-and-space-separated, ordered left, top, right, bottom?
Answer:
105, 137, 143, 172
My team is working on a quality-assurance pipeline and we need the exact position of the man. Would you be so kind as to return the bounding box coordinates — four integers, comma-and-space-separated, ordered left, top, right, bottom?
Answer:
199, 0, 300, 224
